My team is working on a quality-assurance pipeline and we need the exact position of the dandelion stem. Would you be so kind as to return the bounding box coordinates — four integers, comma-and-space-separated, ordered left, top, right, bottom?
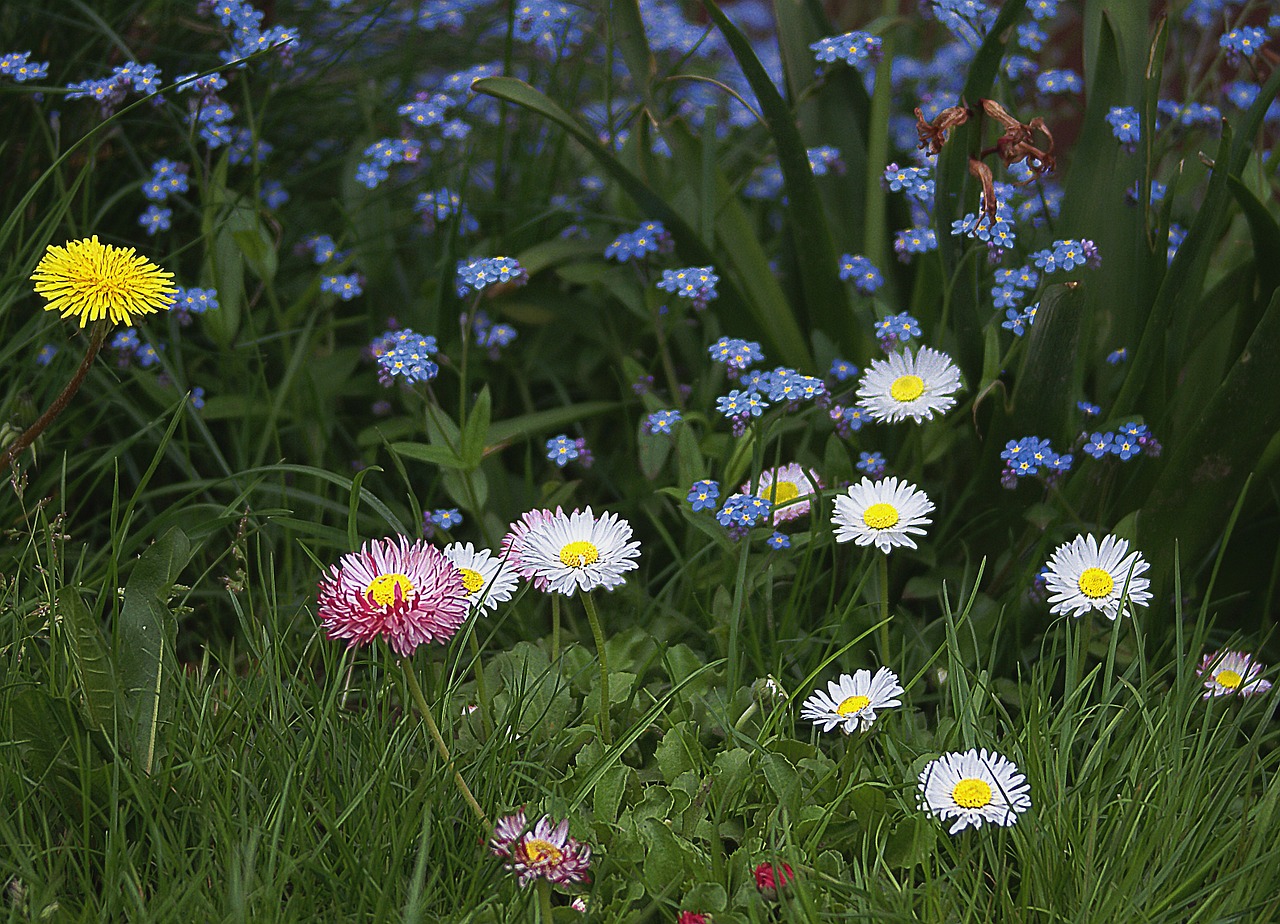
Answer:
1, 321, 108, 470
878, 552, 892, 664
536, 878, 555, 923
402, 661, 490, 828
579, 590, 612, 745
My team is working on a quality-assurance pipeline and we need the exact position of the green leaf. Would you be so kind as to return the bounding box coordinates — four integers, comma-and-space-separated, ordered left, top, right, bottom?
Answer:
698, 0, 852, 351
486, 401, 618, 445
390, 442, 467, 470
116, 526, 193, 774
58, 586, 116, 731
1011, 283, 1084, 444
883, 815, 937, 868
461, 386, 492, 469
656, 721, 702, 784
1226, 175, 1280, 302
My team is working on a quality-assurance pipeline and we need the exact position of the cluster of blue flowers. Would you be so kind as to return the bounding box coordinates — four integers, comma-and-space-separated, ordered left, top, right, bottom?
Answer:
473, 310, 518, 356
297, 234, 346, 265
951, 195, 1017, 253
1030, 239, 1100, 274
1106, 106, 1141, 150
416, 0, 487, 32
604, 220, 673, 262
0, 51, 49, 83
456, 257, 528, 297
657, 266, 719, 309
415, 188, 479, 235
893, 227, 938, 261
999, 436, 1072, 487
687, 479, 720, 512
1219, 26, 1267, 62
883, 163, 933, 199
875, 312, 922, 350
809, 30, 882, 72
109, 328, 162, 370
355, 138, 422, 189
1035, 69, 1082, 95
321, 274, 364, 301
66, 60, 163, 115
1082, 422, 1160, 461
512, 1, 583, 54
1001, 303, 1039, 337
545, 433, 592, 468
990, 265, 1039, 310
807, 146, 845, 177
857, 451, 887, 479
707, 337, 764, 371
838, 254, 884, 295
644, 410, 682, 435
172, 287, 220, 325
374, 329, 439, 385
205, 0, 299, 69
715, 492, 772, 530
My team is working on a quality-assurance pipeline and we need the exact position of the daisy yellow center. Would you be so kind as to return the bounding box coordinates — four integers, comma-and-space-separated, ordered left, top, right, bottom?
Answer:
952, 778, 993, 809
1216, 669, 1243, 690
366, 573, 414, 606
30, 235, 176, 328
836, 695, 871, 716
862, 503, 900, 530
559, 540, 600, 569
1077, 567, 1114, 599
767, 480, 800, 505
889, 374, 925, 403
522, 838, 563, 865
458, 567, 485, 594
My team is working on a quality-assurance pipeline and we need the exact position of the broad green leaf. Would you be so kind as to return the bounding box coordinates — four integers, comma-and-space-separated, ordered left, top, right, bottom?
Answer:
390, 441, 468, 470
116, 526, 193, 774
1011, 283, 1084, 444
58, 586, 117, 731
461, 386, 492, 469
486, 401, 618, 445
1226, 175, 1280, 302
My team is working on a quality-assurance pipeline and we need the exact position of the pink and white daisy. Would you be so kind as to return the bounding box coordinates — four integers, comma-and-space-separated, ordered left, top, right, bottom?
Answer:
500, 507, 564, 591
1199, 650, 1273, 698
317, 536, 468, 657
490, 810, 592, 886
740, 463, 823, 523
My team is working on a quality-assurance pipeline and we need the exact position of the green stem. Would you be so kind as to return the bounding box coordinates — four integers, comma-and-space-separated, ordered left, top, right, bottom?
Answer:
402, 661, 490, 828
1, 321, 108, 470
579, 591, 612, 745
878, 553, 891, 665
551, 594, 561, 663
468, 629, 493, 739
536, 878, 554, 923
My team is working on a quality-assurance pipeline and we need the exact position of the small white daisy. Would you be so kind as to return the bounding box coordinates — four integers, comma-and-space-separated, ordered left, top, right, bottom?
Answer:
1042, 533, 1151, 620
742, 463, 823, 522
856, 346, 962, 424
519, 506, 641, 595
1199, 650, 1273, 699
832, 476, 935, 553
918, 748, 1031, 835
799, 666, 904, 733
442, 542, 519, 614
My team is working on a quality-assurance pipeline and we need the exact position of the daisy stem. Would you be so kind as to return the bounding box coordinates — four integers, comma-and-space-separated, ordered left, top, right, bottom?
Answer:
401, 661, 490, 828
1, 320, 108, 471
536, 878, 554, 923
551, 594, 561, 663
468, 630, 494, 739
878, 553, 891, 664
579, 590, 612, 745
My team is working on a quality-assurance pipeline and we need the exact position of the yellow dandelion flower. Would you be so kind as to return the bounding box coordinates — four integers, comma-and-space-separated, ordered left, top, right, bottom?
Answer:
31, 235, 176, 327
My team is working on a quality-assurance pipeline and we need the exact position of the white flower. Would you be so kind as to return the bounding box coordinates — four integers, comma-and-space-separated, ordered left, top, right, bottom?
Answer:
442, 542, 519, 614
918, 748, 1031, 835
1199, 650, 1273, 698
1043, 533, 1151, 620
741, 463, 823, 522
799, 667, 904, 733
832, 476, 934, 553
856, 346, 962, 424
519, 506, 641, 595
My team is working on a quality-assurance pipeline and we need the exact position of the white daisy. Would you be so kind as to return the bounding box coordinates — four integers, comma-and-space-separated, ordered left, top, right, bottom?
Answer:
831, 476, 935, 553
856, 346, 962, 424
918, 748, 1031, 835
1199, 650, 1273, 699
741, 463, 823, 522
519, 506, 641, 595
1042, 533, 1151, 620
799, 667, 904, 733
442, 542, 519, 614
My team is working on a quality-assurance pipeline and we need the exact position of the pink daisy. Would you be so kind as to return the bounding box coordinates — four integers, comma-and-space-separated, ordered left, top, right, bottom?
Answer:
739, 463, 823, 523
500, 507, 565, 591
490, 810, 592, 886
1198, 650, 1273, 698
317, 536, 468, 658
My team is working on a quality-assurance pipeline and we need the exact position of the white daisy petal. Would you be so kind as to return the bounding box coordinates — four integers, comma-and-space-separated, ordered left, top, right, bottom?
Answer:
832, 477, 935, 554
1042, 533, 1152, 620
519, 506, 641, 596
799, 666, 904, 734
856, 346, 962, 424
1198, 649, 1274, 699
918, 748, 1031, 835
442, 541, 520, 614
